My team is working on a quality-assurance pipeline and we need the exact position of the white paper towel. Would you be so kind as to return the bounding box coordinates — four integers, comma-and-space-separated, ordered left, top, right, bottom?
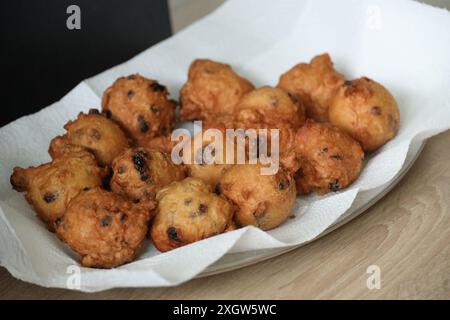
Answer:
1, 0, 450, 292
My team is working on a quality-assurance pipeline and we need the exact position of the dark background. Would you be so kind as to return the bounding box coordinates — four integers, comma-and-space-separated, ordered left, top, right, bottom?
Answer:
0, 0, 172, 127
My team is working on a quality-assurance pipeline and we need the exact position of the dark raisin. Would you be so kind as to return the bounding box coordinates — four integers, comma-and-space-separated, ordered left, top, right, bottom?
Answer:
127, 90, 135, 98
137, 115, 149, 133
160, 126, 167, 134
330, 154, 342, 160
120, 213, 128, 223
214, 183, 221, 195
132, 151, 147, 170
344, 80, 352, 86
294, 168, 304, 180
150, 105, 160, 114
90, 129, 101, 140
82, 187, 90, 191
198, 204, 208, 214
101, 216, 111, 227
43, 192, 58, 203
278, 179, 289, 190
319, 147, 328, 155
127, 74, 136, 80
88, 108, 100, 114
104, 109, 112, 118
329, 179, 341, 192
184, 198, 192, 205
167, 227, 180, 241
371, 106, 382, 115
132, 150, 150, 181
132, 198, 140, 204
149, 82, 165, 92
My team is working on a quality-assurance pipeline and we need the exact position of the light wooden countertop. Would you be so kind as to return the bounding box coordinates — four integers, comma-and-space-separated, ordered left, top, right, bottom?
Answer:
1, 130, 449, 299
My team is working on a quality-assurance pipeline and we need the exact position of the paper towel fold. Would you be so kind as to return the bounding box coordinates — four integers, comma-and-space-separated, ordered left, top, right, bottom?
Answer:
1, 0, 450, 292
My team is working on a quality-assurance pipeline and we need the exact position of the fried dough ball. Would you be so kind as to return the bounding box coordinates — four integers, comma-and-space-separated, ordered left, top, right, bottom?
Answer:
55, 188, 155, 268
234, 86, 305, 129
49, 110, 130, 166
183, 128, 236, 189
10, 150, 106, 229
329, 77, 400, 152
294, 120, 364, 195
151, 177, 234, 252
219, 163, 296, 230
180, 59, 254, 121
278, 53, 345, 122
233, 87, 305, 173
202, 114, 236, 131
186, 162, 230, 191
102, 74, 176, 144
110, 147, 185, 202
139, 135, 175, 155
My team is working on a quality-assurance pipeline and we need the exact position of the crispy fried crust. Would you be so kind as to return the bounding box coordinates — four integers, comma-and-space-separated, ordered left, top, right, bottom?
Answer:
49, 110, 130, 166
138, 135, 176, 155
183, 128, 235, 189
102, 74, 176, 144
110, 147, 185, 201
180, 59, 254, 121
234, 86, 305, 130
151, 177, 234, 252
294, 120, 364, 195
233, 86, 305, 173
278, 53, 345, 122
55, 188, 155, 268
329, 77, 400, 152
219, 163, 296, 230
10, 150, 106, 229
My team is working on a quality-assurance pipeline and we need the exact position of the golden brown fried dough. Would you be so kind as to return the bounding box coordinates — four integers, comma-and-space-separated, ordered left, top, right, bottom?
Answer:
102, 74, 176, 144
49, 110, 130, 166
183, 128, 235, 189
110, 147, 185, 202
10, 150, 106, 229
329, 77, 400, 152
55, 188, 154, 268
234, 86, 305, 130
48, 136, 89, 158
278, 53, 345, 122
219, 163, 296, 230
151, 177, 234, 252
180, 59, 254, 121
294, 120, 364, 195
139, 135, 175, 155
233, 86, 305, 173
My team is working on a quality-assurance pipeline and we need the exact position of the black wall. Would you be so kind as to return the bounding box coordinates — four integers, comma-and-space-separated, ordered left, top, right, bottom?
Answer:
0, 0, 172, 126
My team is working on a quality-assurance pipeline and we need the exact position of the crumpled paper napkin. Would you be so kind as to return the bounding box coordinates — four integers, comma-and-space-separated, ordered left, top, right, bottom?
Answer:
1, 0, 450, 292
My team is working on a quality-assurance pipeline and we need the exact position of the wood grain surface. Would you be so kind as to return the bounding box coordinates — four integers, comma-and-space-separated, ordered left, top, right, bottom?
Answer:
1, 130, 449, 299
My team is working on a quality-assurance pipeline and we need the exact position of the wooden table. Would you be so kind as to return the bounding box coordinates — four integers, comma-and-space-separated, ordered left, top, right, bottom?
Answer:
1, 131, 449, 299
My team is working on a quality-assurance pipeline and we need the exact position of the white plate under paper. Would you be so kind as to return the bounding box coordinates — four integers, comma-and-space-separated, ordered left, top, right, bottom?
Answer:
199, 140, 425, 277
